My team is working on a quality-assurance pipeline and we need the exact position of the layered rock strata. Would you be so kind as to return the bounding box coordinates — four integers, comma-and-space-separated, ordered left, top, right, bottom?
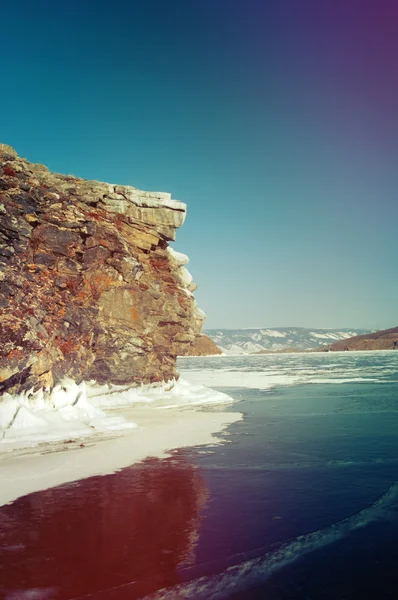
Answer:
0, 144, 204, 395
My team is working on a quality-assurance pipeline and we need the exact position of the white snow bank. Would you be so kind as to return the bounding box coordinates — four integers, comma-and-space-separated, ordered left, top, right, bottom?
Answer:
87, 377, 233, 409
0, 378, 233, 446
178, 266, 193, 287
0, 380, 240, 506
0, 380, 135, 446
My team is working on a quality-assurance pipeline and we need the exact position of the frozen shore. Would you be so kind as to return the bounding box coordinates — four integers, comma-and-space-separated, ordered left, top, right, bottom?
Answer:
0, 379, 241, 506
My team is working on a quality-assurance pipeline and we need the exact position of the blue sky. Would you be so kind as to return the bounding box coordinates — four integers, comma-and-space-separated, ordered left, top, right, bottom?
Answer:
2, 0, 397, 329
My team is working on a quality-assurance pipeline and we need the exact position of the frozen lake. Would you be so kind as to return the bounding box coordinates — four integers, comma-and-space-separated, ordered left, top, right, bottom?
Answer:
1, 351, 398, 599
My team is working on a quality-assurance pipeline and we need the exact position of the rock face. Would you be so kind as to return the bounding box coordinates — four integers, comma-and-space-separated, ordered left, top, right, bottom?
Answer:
0, 144, 204, 395
183, 335, 223, 356
324, 326, 398, 352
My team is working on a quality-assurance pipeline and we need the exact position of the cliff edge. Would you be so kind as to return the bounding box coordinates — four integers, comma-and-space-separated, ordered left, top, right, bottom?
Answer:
0, 144, 204, 395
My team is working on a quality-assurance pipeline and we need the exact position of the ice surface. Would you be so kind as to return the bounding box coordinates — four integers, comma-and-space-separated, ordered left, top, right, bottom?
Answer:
142, 481, 398, 599
5, 589, 57, 600
179, 350, 398, 390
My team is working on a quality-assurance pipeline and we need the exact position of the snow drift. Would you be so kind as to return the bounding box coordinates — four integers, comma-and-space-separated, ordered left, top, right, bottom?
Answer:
0, 378, 233, 446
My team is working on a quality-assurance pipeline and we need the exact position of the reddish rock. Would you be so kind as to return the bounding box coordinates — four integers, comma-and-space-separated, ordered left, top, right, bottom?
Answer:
0, 144, 204, 394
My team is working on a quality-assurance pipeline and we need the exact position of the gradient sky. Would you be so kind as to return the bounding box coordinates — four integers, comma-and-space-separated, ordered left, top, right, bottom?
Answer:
1, 0, 397, 329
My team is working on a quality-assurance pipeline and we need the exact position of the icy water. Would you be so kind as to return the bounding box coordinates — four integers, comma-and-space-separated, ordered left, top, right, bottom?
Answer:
1, 351, 398, 599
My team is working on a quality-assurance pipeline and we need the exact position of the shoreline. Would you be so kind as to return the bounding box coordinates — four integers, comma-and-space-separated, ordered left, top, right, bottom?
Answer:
179, 349, 398, 358
0, 403, 242, 507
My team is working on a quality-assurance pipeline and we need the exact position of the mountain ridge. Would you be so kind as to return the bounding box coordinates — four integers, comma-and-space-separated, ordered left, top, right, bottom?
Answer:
205, 327, 374, 355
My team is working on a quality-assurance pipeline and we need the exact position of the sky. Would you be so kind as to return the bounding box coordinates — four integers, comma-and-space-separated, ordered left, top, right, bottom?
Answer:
1, 0, 397, 330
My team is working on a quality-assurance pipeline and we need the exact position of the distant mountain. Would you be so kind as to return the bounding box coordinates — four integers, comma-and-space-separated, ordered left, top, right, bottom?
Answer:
204, 327, 373, 355
323, 326, 398, 352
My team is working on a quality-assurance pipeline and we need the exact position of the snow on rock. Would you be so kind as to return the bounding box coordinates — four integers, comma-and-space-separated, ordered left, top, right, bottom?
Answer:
0, 378, 233, 446
0, 381, 133, 445
167, 246, 189, 266
179, 267, 193, 287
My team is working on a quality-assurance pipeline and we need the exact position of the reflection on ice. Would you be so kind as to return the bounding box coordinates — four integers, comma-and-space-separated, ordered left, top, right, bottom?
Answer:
0, 456, 208, 600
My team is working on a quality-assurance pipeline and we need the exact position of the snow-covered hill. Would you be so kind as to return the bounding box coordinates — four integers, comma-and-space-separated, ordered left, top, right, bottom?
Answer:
205, 327, 373, 355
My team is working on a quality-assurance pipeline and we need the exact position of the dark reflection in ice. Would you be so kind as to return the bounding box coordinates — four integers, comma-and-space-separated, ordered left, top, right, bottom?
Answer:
0, 454, 208, 600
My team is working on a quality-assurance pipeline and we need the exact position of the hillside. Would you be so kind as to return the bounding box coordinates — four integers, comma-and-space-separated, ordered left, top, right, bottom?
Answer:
323, 326, 398, 351
183, 335, 223, 356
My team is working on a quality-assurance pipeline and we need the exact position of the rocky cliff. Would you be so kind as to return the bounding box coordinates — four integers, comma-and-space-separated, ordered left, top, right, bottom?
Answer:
0, 144, 204, 395
323, 326, 398, 352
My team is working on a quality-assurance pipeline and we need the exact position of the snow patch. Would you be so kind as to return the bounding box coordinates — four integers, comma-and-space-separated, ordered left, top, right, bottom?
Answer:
0, 378, 233, 446
167, 246, 189, 266
178, 266, 193, 287
220, 345, 249, 356
0, 380, 134, 445
260, 329, 287, 338
87, 378, 233, 410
